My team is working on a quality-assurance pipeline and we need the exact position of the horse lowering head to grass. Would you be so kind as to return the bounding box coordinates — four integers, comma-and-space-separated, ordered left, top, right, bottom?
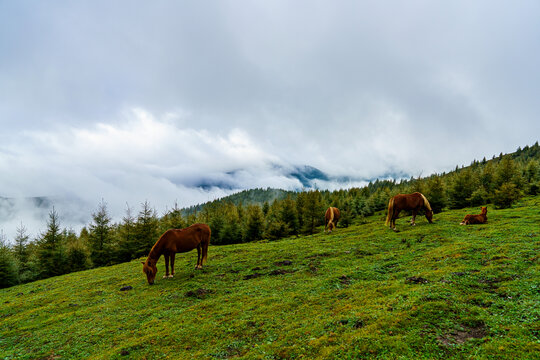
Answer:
385, 192, 433, 232
325, 207, 341, 233
142, 223, 211, 285
460, 207, 488, 225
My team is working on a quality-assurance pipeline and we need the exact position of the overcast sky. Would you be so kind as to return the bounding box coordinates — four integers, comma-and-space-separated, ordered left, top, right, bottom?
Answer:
1, 1, 539, 239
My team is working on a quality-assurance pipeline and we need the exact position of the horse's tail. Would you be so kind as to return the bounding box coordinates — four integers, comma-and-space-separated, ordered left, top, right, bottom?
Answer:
385, 197, 394, 226
326, 207, 335, 231
420, 193, 432, 212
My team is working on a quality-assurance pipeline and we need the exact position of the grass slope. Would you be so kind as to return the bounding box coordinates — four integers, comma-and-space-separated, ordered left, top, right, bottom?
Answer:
1, 197, 539, 359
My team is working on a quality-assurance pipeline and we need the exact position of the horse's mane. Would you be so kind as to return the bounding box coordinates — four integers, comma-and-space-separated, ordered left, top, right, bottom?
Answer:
419, 193, 432, 211
147, 230, 169, 261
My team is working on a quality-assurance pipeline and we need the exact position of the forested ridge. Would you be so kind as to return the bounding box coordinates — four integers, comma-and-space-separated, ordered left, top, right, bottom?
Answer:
1, 142, 539, 288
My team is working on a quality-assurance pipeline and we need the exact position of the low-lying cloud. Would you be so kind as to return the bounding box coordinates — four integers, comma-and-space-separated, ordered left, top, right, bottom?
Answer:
0, 108, 369, 240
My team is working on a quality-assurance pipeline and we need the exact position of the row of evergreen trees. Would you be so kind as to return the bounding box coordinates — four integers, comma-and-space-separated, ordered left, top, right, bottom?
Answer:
1, 143, 539, 288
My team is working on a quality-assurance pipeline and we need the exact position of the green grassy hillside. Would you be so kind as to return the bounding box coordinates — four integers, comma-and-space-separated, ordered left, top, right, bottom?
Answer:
1, 197, 539, 359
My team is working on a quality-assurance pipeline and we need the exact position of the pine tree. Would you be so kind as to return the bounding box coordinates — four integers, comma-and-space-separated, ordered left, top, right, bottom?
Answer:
220, 204, 243, 244
480, 161, 495, 194
301, 190, 323, 235
280, 197, 299, 236
160, 201, 186, 232
65, 229, 91, 272
525, 159, 539, 183
494, 157, 521, 188
209, 211, 226, 245
0, 232, 19, 288
36, 208, 68, 279
115, 205, 137, 262
221, 220, 243, 244
88, 200, 113, 267
134, 201, 159, 258
262, 201, 270, 217
264, 201, 287, 240
18, 240, 39, 284
245, 205, 264, 242
447, 169, 475, 209
524, 159, 540, 195
493, 183, 521, 209
338, 200, 352, 228
13, 223, 29, 267
295, 194, 305, 230
424, 176, 446, 213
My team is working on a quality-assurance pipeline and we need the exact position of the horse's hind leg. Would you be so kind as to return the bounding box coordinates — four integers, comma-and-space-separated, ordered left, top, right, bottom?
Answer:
202, 240, 208, 265
163, 254, 170, 279
195, 244, 202, 269
169, 253, 175, 278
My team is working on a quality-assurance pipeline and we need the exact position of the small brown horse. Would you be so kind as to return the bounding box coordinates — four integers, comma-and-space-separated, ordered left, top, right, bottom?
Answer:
460, 207, 487, 225
325, 207, 341, 233
142, 223, 211, 285
385, 192, 433, 231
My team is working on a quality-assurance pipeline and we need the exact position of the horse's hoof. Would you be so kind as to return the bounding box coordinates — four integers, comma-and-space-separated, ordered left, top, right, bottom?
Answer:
195, 265, 202, 270
168, 274, 174, 278
162, 275, 168, 279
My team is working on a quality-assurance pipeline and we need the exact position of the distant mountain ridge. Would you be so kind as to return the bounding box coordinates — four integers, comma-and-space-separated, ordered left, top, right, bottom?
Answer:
190, 164, 352, 190
182, 188, 294, 215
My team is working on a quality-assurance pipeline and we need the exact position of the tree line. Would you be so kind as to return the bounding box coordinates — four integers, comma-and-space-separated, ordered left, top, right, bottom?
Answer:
1, 142, 539, 288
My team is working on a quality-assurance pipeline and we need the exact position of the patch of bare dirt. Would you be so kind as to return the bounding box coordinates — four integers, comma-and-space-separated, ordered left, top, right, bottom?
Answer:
438, 324, 487, 346
184, 288, 214, 298
406, 276, 429, 284
274, 260, 293, 266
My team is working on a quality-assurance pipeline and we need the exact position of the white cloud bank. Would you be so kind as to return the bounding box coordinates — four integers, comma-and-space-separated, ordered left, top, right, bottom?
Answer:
0, 102, 536, 241
0, 108, 342, 240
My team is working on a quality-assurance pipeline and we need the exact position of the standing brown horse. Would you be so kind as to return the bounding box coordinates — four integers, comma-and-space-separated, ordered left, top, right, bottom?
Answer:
460, 207, 487, 225
385, 192, 433, 231
325, 207, 341, 233
142, 223, 211, 285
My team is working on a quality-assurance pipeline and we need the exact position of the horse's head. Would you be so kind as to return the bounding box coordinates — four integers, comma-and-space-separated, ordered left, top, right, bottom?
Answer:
425, 209, 433, 223
142, 259, 158, 285
481, 207, 487, 215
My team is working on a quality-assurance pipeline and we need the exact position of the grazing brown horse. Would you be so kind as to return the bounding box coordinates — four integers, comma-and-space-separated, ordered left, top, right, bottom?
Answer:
460, 207, 487, 225
385, 192, 433, 231
142, 223, 211, 285
325, 207, 341, 233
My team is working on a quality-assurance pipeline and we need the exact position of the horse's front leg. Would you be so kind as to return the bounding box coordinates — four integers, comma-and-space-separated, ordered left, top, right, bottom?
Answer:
411, 210, 417, 226
163, 254, 170, 279
195, 244, 202, 269
169, 253, 175, 278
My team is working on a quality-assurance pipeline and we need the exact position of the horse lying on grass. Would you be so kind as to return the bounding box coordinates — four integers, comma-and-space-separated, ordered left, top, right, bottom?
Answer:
142, 223, 211, 285
385, 192, 433, 232
460, 207, 487, 225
